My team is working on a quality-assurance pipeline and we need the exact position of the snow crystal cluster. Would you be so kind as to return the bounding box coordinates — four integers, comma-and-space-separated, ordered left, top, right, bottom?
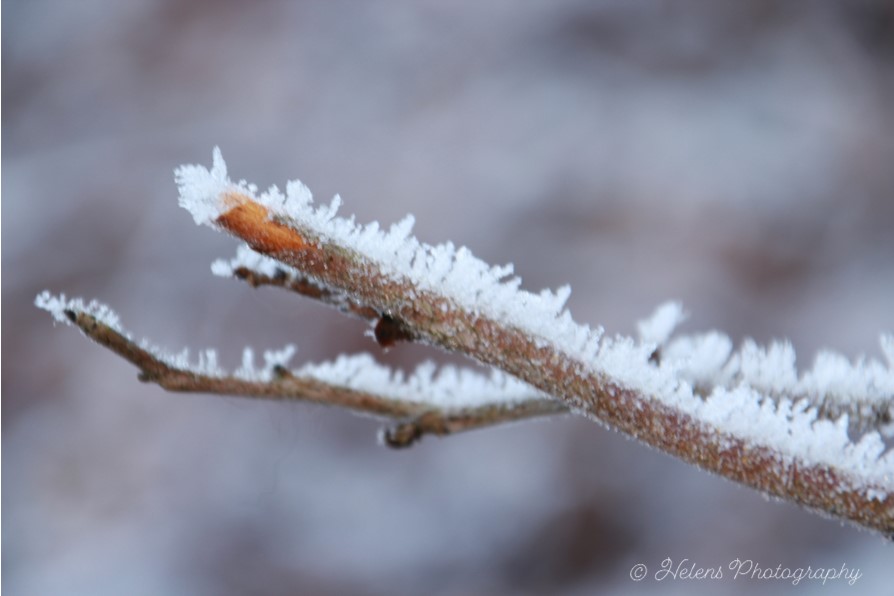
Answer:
652, 310, 891, 467
175, 149, 894, 495
296, 354, 538, 408
233, 345, 538, 407
632, 307, 894, 493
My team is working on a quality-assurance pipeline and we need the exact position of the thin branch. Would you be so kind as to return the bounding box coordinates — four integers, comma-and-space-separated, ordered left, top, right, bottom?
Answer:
213, 246, 418, 346
184, 185, 893, 536
231, 263, 379, 323
51, 306, 562, 446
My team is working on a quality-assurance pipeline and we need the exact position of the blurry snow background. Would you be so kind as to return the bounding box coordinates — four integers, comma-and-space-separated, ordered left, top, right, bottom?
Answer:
4, 1, 894, 594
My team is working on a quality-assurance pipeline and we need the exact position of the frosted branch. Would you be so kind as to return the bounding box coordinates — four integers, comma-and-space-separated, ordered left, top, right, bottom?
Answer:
169, 149, 894, 536
35, 292, 562, 446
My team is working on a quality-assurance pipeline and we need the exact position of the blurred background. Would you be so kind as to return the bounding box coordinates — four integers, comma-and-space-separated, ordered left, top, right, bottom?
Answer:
4, 1, 894, 594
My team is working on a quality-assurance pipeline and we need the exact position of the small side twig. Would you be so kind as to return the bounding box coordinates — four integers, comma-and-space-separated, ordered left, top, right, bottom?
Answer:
51, 304, 563, 446
214, 248, 417, 346
230, 264, 380, 323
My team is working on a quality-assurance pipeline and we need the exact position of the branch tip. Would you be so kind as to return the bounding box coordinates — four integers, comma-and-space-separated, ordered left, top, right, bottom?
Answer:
216, 195, 311, 256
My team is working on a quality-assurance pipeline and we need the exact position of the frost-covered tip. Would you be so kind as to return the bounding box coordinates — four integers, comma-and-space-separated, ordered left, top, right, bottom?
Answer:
35, 290, 123, 331
175, 146, 239, 226
175, 149, 584, 357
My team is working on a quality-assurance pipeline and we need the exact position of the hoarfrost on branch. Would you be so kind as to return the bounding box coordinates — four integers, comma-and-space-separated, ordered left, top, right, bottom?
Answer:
37, 148, 894, 536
